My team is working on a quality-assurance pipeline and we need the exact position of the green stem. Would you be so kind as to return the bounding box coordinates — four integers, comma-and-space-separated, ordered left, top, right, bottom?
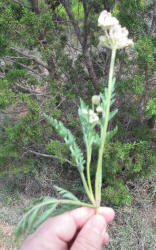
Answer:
86, 146, 94, 200
80, 170, 95, 204
95, 48, 116, 207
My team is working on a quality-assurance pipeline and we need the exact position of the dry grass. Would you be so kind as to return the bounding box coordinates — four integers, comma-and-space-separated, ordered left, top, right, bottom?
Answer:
104, 176, 156, 250
0, 175, 155, 250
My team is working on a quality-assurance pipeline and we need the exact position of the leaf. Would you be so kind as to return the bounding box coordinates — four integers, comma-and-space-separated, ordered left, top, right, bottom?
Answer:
111, 77, 116, 92
52, 204, 78, 217
15, 195, 83, 242
78, 99, 100, 148
106, 126, 118, 142
15, 197, 58, 241
32, 202, 58, 231
44, 114, 85, 171
54, 185, 80, 201
109, 109, 118, 121
28, 206, 41, 232
91, 133, 101, 146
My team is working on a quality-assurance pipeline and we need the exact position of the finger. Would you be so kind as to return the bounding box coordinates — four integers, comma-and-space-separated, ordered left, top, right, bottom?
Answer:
97, 207, 115, 223
102, 232, 109, 245
71, 214, 107, 250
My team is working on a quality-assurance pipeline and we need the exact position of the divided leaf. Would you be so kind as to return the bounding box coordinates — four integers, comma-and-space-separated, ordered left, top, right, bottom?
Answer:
15, 197, 58, 241
106, 126, 118, 142
44, 114, 85, 171
78, 99, 100, 147
15, 194, 83, 243
109, 109, 118, 121
54, 185, 80, 201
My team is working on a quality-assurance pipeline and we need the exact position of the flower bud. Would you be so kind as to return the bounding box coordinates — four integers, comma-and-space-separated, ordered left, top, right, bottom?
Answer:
92, 95, 101, 105
89, 110, 99, 124
82, 109, 88, 115
96, 106, 103, 113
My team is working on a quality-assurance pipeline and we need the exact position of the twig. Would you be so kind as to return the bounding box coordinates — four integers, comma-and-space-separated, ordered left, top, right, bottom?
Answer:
25, 149, 77, 167
14, 82, 40, 94
12, 0, 32, 10
148, 77, 156, 83
7, 58, 43, 77
10, 47, 49, 70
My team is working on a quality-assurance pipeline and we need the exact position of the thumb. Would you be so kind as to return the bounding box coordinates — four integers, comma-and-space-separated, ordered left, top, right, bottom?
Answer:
71, 214, 107, 250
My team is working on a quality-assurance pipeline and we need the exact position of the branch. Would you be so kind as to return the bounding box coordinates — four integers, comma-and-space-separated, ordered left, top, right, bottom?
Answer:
151, 0, 156, 32
61, 0, 99, 90
28, 0, 39, 14
25, 149, 76, 167
6, 57, 43, 77
10, 47, 49, 70
82, 0, 90, 49
12, 0, 32, 10
148, 77, 156, 83
61, 0, 83, 45
14, 82, 40, 95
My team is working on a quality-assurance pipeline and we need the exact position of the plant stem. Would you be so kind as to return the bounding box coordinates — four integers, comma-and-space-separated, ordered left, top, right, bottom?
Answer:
95, 48, 116, 207
86, 146, 94, 199
80, 170, 95, 204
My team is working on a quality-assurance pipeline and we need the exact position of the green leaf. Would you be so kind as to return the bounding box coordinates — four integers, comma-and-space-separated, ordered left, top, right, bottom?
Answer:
27, 207, 41, 232
54, 185, 80, 201
109, 109, 118, 121
78, 99, 100, 148
32, 202, 58, 231
44, 114, 85, 171
15, 195, 85, 242
106, 126, 118, 142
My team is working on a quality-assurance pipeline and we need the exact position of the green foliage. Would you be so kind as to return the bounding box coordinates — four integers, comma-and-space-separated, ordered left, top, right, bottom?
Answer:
91, 140, 155, 205
54, 185, 79, 201
15, 186, 93, 242
0, 80, 15, 108
114, 0, 147, 33
102, 182, 131, 206
146, 98, 156, 119
136, 36, 155, 71
78, 81, 118, 150
102, 141, 155, 181
0, 0, 155, 218
131, 75, 145, 95
46, 139, 70, 162
66, 113, 80, 129
44, 114, 85, 171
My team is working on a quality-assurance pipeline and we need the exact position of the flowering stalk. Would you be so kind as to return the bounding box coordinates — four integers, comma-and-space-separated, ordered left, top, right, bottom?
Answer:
80, 169, 95, 204
95, 48, 116, 206
15, 10, 134, 241
86, 146, 94, 200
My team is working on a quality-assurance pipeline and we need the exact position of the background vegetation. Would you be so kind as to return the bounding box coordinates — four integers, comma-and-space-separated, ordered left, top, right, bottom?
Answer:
0, 0, 155, 211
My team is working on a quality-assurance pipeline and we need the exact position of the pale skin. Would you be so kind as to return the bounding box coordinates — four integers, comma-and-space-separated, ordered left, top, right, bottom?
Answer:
20, 206, 115, 250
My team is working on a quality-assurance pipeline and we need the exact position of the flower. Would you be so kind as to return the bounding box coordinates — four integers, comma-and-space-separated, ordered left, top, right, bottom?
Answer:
89, 110, 99, 124
82, 109, 88, 115
92, 95, 101, 105
98, 10, 134, 50
98, 10, 119, 30
96, 106, 103, 113
109, 24, 134, 49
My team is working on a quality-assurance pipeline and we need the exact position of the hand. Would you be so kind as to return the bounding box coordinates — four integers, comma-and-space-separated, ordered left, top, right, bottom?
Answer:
20, 206, 115, 250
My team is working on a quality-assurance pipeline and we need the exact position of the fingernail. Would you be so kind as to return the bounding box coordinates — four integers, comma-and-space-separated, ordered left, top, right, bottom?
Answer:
88, 215, 106, 234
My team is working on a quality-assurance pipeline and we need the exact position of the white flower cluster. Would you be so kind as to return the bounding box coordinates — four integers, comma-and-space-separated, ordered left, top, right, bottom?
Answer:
82, 95, 103, 124
98, 10, 134, 50
89, 110, 99, 124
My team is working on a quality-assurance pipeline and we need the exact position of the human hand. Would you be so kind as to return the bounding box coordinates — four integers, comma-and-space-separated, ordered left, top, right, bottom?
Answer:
20, 206, 115, 250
